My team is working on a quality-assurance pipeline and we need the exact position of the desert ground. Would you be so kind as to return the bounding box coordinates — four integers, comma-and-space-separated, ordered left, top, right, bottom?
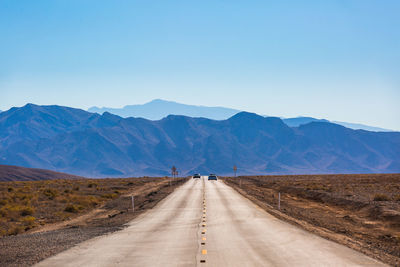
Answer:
1, 173, 399, 266
223, 174, 400, 266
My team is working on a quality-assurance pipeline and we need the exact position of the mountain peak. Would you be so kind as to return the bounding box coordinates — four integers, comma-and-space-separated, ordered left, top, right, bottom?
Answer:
24, 103, 37, 107
147, 99, 174, 104
229, 111, 262, 120
21, 103, 40, 111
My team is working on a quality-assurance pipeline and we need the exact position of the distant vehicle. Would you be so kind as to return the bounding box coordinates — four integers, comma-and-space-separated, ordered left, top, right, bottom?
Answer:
208, 174, 218, 180
193, 174, 201, 179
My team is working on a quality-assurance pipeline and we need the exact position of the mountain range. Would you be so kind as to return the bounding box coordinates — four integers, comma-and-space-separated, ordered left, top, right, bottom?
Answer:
0, 103, 399, 177
89, 99, 393, 132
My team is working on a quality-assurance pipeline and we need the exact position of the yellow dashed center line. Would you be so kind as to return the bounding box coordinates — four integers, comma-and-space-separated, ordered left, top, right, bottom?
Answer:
200, 181, 207, 263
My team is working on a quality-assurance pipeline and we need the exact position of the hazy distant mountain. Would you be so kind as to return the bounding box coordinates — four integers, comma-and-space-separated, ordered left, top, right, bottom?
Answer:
283, 117, 392, 132
331, 121, 390, 132
1, 104, 399, 177
282, 117, 329, 127
88, 99, 240, 120
89, 99, 392, 132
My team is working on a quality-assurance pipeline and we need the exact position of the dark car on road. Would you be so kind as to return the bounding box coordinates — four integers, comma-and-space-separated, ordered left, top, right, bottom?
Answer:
208, 174, 218, 180
193, 174, 201, 179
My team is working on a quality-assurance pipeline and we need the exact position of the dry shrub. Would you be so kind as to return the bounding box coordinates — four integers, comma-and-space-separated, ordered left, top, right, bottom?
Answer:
8, 225, 24, 235
42, 188, 58, 200
64, 204, 83, 213
13, 192, 33, 201
58, 196, 69, 203
20, 206, 35, 216
0, 207, 7, 217
22, 215, 35, 224
101, 193, 118, 199
2, 204, 35, 217
70, 195, 99, 207
88, 182, 98, 188
373, 194, 390, 201
21, 216, 36, 230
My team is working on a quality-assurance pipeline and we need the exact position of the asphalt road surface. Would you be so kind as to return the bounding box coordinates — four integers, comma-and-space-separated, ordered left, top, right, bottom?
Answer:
36, 177, 385, 266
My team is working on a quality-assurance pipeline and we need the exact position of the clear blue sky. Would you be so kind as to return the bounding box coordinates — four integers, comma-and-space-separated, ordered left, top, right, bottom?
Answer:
1, 0, 399, 130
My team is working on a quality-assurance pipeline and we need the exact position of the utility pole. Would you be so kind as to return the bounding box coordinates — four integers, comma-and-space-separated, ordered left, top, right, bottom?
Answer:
171, 166, 177, 178
278, 192, 281, 210
233, 165, 237, 177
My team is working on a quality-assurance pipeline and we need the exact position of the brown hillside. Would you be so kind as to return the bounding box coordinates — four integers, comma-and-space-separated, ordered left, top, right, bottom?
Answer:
0, 165, 84, 182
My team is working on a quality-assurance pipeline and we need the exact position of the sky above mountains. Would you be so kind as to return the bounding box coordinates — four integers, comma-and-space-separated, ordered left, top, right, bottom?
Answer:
1, 1, 399, 130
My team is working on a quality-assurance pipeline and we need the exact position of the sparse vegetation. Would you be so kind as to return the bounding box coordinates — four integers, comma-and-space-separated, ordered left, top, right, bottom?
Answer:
0, 177, 182, 237
0, 176, 187, 266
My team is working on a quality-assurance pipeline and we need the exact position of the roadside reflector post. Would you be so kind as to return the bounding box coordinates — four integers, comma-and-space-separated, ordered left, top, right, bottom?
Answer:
278, 192, 280, 210
132, 196, 135, 212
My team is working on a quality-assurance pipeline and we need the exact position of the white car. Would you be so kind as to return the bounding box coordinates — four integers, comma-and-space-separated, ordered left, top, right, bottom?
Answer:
208, 174, 218, 180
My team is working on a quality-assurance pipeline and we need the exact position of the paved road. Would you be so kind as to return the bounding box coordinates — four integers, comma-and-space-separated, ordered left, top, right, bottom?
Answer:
36, 177, 385, 266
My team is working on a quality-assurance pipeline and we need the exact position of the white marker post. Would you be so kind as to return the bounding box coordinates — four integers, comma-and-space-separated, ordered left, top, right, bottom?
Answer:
278, 192, 281, 210
131, 196, 134, 212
